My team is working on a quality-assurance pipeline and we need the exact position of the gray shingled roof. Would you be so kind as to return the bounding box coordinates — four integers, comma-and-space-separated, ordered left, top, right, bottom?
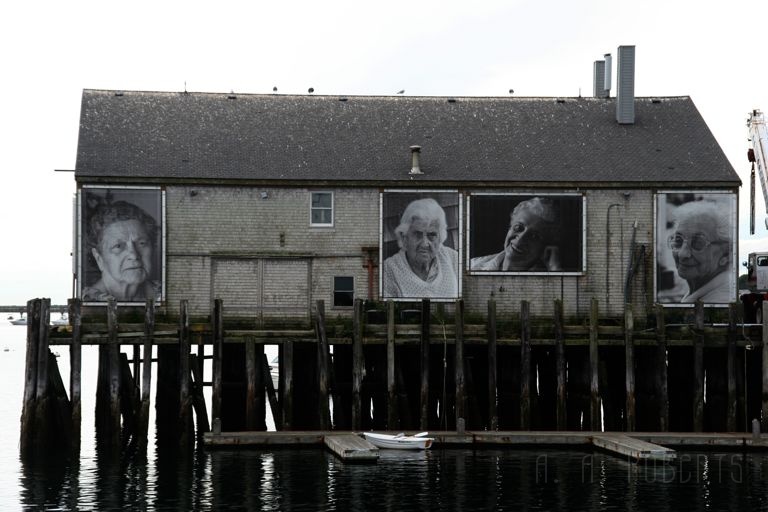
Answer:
75, 89, 739, 186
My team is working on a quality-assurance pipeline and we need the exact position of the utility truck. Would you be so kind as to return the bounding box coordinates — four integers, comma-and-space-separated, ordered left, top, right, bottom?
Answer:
741, 110, 768, 322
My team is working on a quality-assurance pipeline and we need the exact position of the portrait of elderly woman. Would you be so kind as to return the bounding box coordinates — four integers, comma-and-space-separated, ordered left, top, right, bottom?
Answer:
81, 189, 163, 303
656, 194, 735, 304
381, 193, 460, 299
469, 194, 584, 274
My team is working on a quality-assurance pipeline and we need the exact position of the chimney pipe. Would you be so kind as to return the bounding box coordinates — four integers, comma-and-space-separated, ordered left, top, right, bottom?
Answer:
409, 145, 423, 175
593, 60, 607, 98
616, 45, 636, 124
603, 53, 612, 95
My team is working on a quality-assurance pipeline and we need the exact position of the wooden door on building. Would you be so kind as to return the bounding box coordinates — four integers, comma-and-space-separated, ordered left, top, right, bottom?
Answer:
212, 258, 311, 325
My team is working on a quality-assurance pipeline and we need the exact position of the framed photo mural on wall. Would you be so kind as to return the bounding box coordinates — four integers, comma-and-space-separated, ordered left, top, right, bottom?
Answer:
380, 190, 461, 300
468, 193, 586, 275
78, 186, 165, 305
655, 191, 736, 306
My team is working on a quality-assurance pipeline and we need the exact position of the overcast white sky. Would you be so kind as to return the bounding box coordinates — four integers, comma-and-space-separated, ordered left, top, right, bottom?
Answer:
2, 0, 767, 306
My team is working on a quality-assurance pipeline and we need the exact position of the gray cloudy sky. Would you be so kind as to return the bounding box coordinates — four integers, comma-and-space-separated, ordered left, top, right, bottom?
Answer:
2, 0, 766, 305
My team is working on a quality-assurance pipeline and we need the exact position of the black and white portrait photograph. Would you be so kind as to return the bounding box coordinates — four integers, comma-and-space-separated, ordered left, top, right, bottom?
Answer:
380, 191, 461, 300
655, 192, 736, 305
79, 187, 164, 304
468, 194, 584, 274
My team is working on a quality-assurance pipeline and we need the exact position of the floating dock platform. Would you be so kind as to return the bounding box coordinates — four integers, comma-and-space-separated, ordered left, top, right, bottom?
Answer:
204, 430, 768, 463
324, 434, 379, 461
592, 433, 676, 462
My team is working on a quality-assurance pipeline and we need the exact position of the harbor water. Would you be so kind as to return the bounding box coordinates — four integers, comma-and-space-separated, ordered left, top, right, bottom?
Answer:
3, 322, 768, 510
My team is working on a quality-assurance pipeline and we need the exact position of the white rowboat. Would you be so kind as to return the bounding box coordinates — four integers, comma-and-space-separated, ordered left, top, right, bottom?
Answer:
362, 432, 434, 450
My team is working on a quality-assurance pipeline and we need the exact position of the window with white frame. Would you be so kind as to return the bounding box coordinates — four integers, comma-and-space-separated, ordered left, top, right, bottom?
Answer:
310, 191, 333, 226
333, 276, 354, 307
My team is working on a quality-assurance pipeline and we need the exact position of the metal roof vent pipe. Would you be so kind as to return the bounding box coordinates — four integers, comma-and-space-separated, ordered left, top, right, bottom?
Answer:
603, 53, 612, 96
593, 60, 608, 98
616, 45, 636, 124
409, 145, 423, 175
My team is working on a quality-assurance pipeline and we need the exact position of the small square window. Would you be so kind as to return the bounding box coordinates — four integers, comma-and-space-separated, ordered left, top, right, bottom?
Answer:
311, 191, 333, 226
333, 276, 354, 307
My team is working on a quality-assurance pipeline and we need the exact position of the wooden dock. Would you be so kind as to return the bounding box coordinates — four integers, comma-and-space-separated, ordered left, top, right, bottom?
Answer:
592, 433, 676, 462
324, 434, 379, 461
203, 430, 768, 459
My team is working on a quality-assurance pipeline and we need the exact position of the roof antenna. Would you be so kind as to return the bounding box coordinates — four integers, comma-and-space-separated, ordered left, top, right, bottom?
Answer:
184, 81, 187, 94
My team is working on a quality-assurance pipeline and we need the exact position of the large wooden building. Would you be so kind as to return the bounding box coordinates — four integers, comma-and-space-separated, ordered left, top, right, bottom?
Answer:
73, 49, 739, 322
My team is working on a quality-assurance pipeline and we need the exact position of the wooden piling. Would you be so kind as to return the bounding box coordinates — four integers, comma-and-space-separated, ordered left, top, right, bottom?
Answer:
27, 299, 51, 453
624, 304, 635, 432
245, 339, 258, 430
47, 350, 72, 447
106, 299, 121, 448
654, 304, 669, 432
727, 303, 738, 432
68, 298, 82, 451
487, 299, 498, 431
420, 298, 431, 431
455, 299, 466, 427
35, 299, 51, 402
351, 298, 363, 430
386, 300, 397, 430
589, 298, 600, 431
554, 299, 566, 431
118, 353, 138, 435
132, 345, 141, 393
283, 340, 294, 430
20, 299, 41, 454
263, 353, 281, 430
520, 300, 531, 430
212, 299, 223, 427
190, 353, 210, 434
178, 300, 193, 447
693, 301, 705, 433
316, 300, 331, 431
138, 299, 154, 448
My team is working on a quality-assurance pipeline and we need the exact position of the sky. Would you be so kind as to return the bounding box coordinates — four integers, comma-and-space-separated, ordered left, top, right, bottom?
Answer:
2, 0, 768, 306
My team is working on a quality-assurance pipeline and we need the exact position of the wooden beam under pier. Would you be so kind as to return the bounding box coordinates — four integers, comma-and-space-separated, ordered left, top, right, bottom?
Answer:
386, 300, 397, 430
693, 301, 705, 433
487, 299, 498, 431
420, 299, 430, 431
554, 299, 566, 431
137, 300, 154, 450
625, 304, 635, 432
520, 300, 531, 430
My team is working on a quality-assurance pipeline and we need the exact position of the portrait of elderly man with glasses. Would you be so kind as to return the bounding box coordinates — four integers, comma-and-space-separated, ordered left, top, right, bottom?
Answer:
667, 200, 733, 303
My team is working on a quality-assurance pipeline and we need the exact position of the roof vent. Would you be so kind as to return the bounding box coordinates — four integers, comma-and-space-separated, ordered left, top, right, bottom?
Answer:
593, 60, 607, 98
616, 45, 636, 124
409, 146, 423, 175
603, 53, 612, 94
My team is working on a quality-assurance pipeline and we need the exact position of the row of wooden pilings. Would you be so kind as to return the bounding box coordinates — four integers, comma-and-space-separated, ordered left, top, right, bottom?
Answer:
18, 295, 768, 457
